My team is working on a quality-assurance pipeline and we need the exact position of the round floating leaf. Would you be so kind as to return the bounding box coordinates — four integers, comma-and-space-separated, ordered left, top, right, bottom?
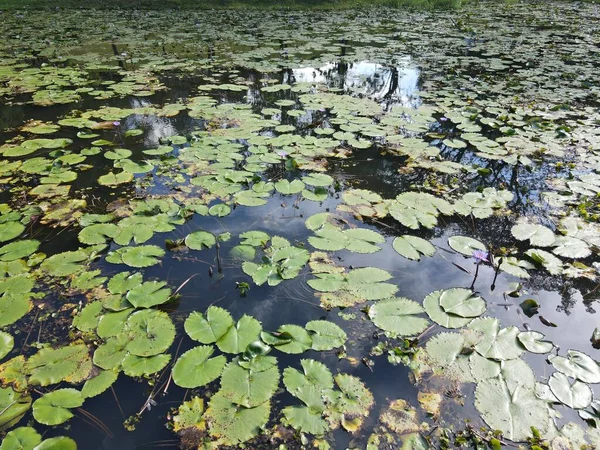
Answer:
552, 236, 591, 259
78, 223, 119, 245
121, 245, 165, 268
343, 228, 384, 254
0, 222, 25, 243
346, 267, 398, 300
448, 236, 486, 256
262, 325, 312, 354
234, 190, 268, 207
108, 272, 143, 294
423, 290, 472, 329
126, 281, 171, 308
172, 345, 226, 388
309, 227, 348, 251
92, 337, 128, 370
32, 388, 83, 426
368, 298, 429, 336
26, 343, 89, 387
40, 251, 87, 276
0, 426, 41, 450
0, 240, 40, 262
33, 437, 77, 450
217, 315, 262, 354
204, 392, 270, 445
334, 373, 374, 416
305, 320, 347, 351
172, 396, 205, 432
185, 306, 234, 344
392, 235, 435, 261
220, 362, 280, 407
511, 223, 556, 247
305, 213, 331, 231
72, 301, 103, 332
443, 139, 467, 149
469, 318, 524, 361
517, 331, 553, 354
302, 173, 333, 187
548, 350, 600, 383
302, 188, 328, 202
0, 387, 31, 430
97, 309, 133, 338
439, 288, 486, 318
185, 231, 216, 250
239, 231, 270, 246
0, 294, 31, 327
475, 377, 549, 441
469, 353, 501, 381
125, 309, 175, 357
98, 171, 134, 186
81, 370, 118, 398
230, 245, 255, 261
283, 359, 333, 402
283, 405, 329, 435
275, 179, 305, 195
525, 249, 563, 275
122, 354, 171, 377
548, 372, 592, 409
209, 203, 231, 217
0, 331, 14, 361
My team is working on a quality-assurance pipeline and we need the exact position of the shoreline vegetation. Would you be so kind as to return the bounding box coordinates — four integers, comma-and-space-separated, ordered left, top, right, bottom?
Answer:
0, 0, 596, 10
0, 0, 551, 10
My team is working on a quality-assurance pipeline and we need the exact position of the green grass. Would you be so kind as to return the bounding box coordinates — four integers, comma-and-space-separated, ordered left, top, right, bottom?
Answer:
0, 0, 463, 10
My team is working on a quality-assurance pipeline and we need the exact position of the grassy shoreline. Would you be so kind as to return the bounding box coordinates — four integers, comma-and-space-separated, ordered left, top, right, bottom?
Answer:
0, 0, 463, 10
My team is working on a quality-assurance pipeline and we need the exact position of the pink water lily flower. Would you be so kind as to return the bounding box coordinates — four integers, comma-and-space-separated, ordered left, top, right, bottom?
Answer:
472, 250, 489, 263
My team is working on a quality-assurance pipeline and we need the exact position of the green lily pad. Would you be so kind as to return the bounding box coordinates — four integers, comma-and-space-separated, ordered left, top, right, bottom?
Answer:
120, 245, 165, 268
439, 288, 486, 318
368, 297, 430, 336
0, 331, 14, 361
548, 372, 592, 409
305, 320, 347, 351
0, 426, 42, 450
0, 222, 25, 243
185, 231, 216, 250
448, 236, 486, 256
0, 386, 31, 430
392, 235, 435, 261
0, 240, 40, 262
125, 309, 175, 357
32, 388, 83, 426
204, 392, 270, 445
26, 343, 90, 387
122, 354, 171, 377
423, 289, 472, 329
34, 437, 77, 450
81, 370, 118, 398
126, 281, 171, 308
549, 350, 600, 383
172, 345, 226, 388
517, 331, 553, 354
262, 324, 312, 354
220, 362, 280, 408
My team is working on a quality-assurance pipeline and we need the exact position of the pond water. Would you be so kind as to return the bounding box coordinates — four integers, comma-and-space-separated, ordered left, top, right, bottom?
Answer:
1, 1, 600, 449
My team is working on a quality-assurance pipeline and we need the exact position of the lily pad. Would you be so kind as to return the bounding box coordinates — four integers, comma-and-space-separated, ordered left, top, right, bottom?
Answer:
172, 345, 226, 388
368, 297, 429, 336
392, 235, 435, 261
548, 372, 593, 409
448, 236, 486, 256
32, 389, 83, 426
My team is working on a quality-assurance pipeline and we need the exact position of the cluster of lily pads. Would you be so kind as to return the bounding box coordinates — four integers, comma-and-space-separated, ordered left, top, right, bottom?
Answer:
1, 0, 600, 449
